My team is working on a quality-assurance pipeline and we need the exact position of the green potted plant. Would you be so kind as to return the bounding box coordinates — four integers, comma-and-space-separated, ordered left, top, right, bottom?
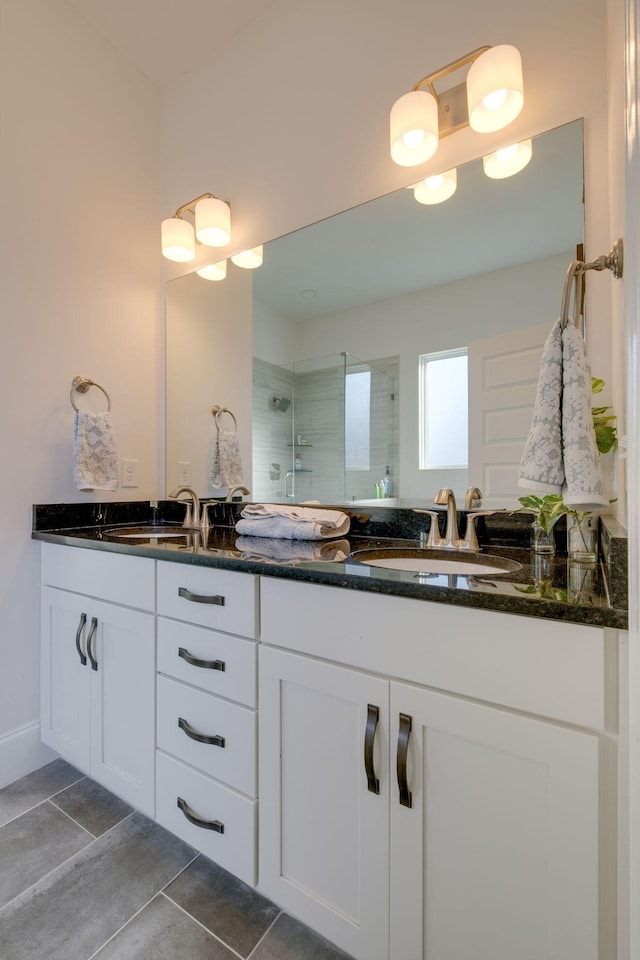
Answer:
514, 494, 570, 555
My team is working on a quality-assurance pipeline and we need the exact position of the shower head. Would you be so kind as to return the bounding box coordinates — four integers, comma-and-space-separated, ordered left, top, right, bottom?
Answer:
270, 395, 291, 412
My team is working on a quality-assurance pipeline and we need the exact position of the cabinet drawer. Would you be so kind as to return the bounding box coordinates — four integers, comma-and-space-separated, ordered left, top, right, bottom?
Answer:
157, 675, 257, 796
157, 618, 257, 707
157, 561, 258, 638
156, 751, 257, 886
41, 543, 155, 611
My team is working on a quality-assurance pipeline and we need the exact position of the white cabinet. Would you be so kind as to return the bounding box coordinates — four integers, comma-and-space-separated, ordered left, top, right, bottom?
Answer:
259, 578, 607, 960
40, 546, 156, 816
259, 646, 390, 960
155, 559, 259, 885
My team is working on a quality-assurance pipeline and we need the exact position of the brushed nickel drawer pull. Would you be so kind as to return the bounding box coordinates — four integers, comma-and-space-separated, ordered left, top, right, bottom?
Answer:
178, 717, 225, 748
178, 647, 225, 671
177, 796, 224, 833
178, 587, 225, 606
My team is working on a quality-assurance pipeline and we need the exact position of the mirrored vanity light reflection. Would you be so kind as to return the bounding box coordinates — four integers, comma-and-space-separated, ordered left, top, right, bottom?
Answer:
165, 120, 585, 505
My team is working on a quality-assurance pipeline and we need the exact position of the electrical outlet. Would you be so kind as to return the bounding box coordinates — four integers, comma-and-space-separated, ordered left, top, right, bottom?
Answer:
177, 461, 192, 485
121, 459, 139, 487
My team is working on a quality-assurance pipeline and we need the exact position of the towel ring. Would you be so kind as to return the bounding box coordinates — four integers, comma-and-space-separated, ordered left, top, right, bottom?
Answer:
211, 405, 238, 431
70, 376, 111, 413
560, 238, 624, 332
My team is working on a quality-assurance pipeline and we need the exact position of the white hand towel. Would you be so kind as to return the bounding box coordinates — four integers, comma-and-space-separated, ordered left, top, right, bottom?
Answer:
209, 427, 244, 489
73, 411, 119, 491
236, 536, 350, 563
236, 503, 350, 540
518, 319, 607, 510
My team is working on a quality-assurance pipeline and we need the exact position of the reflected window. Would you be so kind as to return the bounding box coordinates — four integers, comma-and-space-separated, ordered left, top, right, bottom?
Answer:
345, 370, 371, 469
419, 349, 468, 469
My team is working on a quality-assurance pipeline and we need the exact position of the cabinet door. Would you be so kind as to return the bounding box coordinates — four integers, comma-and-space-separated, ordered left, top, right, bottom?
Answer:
40, 587, 91, 771
90, 600, 155, 816
390, 682, 600, 960
259, 646, 389, 960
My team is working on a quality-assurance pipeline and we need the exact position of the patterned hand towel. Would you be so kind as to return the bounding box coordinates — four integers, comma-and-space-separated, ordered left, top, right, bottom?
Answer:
236, 503, 350, 540
518, 319, 607, 510
73, 411, 119, 491
209, 426, 245, 489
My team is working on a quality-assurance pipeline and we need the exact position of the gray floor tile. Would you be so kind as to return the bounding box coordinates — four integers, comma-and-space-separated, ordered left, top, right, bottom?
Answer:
164, 854, 280, 958
251, 914, 355, 960
94, 893, 237, 959
50, 776, 133, 836
0, 800, 92, 908
0, 759, 84, 826
0, 811, 195, 960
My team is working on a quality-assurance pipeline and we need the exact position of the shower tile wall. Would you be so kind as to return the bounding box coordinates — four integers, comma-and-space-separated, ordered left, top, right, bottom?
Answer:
252, 358, 294, 502
292, 364, 346, 504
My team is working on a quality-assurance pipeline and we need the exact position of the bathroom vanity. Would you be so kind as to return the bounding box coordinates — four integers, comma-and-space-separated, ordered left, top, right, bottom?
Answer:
33, 502, 626, 960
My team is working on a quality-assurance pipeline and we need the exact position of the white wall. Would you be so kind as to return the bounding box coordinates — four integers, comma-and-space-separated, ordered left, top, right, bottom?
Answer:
0, 0, 162, 785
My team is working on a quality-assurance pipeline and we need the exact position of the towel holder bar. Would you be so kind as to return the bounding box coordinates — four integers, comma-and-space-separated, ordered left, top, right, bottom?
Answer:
211, 405, 238, 431
560, 238, 624, 332
70, 376, 111, 413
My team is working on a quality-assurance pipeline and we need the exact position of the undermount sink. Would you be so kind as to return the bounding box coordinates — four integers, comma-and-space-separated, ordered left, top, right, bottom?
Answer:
103, 525, 191, 540
350, 547, 522, 576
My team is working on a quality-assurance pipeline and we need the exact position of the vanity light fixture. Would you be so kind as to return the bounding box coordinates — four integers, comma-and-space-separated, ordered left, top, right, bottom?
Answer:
231, 245, 264, 269
413, 168, 458, 205
483, 138, 532, 179
389, 44, 524, 168
161, 192, 231, 262
196, 260, 227, 281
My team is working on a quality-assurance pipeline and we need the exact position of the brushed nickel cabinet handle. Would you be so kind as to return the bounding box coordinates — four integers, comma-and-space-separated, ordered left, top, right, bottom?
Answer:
177, 796, 224, 833
178, 647, 225, 671
86, 617, 98, 672
178, 717, 225, 748
397, 713, 413, 808
364, 704, 380, 795
178, 587, 225, 606
75, 612, 87, 666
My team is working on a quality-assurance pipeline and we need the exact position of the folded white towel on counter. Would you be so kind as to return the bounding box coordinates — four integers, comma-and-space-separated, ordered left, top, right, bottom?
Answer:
518, 319, 607, 511
209, 426, 244, 489
236, 503, 350, 540
236, 536, 350, 563
73, 411, 119, 491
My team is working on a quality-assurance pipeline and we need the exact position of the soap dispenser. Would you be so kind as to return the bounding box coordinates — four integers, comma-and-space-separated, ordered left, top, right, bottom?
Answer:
382, 466, 392, 497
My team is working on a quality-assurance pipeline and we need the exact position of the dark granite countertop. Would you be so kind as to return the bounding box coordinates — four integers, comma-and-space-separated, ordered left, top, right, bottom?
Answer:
32, 500, 629, 630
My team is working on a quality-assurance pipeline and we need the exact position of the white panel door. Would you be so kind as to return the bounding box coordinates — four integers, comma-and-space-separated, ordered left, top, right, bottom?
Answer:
390, 681, 600, 960
90, 599, 156, 816
40, 587, 91, 772
259, 646, 390, 960
468, 322, 550, 506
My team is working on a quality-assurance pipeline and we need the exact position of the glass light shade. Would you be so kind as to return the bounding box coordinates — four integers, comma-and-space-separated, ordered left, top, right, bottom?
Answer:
161, 217, 195, 262
196, 260, 227, 281
413, 168, 457, 204
483, 139, 532, 179
390, 89, 439, 166
195, 196, 231, 247
466, 45, 524, 133
231, 245, 264, 269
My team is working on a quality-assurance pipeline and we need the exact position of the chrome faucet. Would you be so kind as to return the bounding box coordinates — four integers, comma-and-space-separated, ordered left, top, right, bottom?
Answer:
433, 488, 459, 548
168, 486, 201, 530
225, 484, 251, 502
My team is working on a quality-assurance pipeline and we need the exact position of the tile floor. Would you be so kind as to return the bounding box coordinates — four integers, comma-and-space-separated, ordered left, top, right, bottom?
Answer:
0, 759, 354, 960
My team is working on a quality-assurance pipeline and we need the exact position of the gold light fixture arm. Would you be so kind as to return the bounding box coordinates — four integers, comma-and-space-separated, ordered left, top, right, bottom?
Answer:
173, 192, 230, 220
409, 46, 491, 139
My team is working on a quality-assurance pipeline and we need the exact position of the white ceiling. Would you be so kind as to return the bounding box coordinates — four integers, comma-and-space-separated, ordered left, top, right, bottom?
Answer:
64, 0, 279, 87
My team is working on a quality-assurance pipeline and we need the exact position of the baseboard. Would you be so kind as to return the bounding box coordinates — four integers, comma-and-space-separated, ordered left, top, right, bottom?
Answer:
0, 722, 58, 789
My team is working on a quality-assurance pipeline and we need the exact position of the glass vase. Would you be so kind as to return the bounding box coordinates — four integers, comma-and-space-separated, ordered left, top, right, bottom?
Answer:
530, 520, 556, 555
567, 515, 598, 563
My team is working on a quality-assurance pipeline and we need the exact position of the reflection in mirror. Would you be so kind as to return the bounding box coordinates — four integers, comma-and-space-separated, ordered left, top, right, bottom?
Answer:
166, 120, 584, 506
